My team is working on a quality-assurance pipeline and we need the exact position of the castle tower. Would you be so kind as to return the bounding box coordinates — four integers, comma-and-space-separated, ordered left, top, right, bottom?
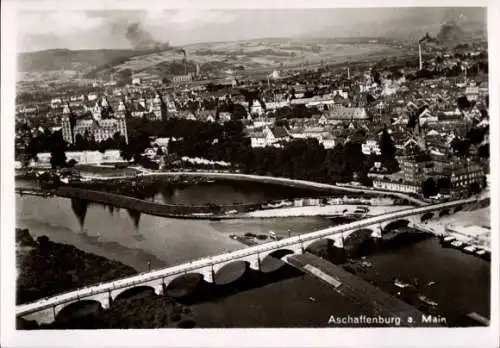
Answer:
115, 99, 129, 144
61, 103, 74, 144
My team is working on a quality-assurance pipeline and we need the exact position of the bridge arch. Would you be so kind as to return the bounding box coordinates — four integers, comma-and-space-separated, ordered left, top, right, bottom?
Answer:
344, 228, 374, 248
111, 284, 161, 302
53, 291, 111, 317
213, 260, 250, 285
262, 249, 295, 260
259, 243, 302, 260
420, 212, 434, 222
212, 260, 251, 275
382, 219, 410, 233
55, 299, 102, 322
302, 234, 344, 250
258, 248, 297, 273
164, 273, 204, 298
439, 208, 450, 217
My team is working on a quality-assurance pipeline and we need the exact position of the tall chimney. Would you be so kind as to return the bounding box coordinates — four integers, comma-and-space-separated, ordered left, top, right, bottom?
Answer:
419, 44, 423, 70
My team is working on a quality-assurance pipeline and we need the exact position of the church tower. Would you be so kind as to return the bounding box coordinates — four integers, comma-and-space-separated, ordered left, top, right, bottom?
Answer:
150, 92, 166, 121
92, 101, 103, 122
61, 102, 74, 144
115, 99, 129, 144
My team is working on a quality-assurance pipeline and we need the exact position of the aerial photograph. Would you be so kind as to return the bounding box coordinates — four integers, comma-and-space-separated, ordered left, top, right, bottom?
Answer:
12, 7, 491, 330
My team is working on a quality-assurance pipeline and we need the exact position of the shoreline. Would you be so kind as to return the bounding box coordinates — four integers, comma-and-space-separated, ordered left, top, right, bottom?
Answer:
15, 229, 137, 305
17, 169, 425, 205
242, 204, 415, 218
17, 177, 417, 221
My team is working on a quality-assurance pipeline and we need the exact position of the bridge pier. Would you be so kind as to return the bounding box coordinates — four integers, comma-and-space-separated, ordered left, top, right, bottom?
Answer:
197, 265, 215, 283
368, 225, 383, 238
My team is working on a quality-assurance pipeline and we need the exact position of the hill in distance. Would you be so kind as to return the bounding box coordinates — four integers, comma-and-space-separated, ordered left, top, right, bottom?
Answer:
18, 37, 402, 81
17, 8, 487, 82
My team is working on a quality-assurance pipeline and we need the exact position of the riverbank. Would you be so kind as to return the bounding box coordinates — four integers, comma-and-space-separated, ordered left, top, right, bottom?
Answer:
16, 229, 137, 305
76, 170, 426, 205
18, 180, 414, 220
16, 229, 197, 329
412, 206, 491, 253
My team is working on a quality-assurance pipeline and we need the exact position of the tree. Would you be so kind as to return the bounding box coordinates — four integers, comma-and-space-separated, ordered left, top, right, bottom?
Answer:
98, 142, 108, 153
231, 104, 247, 121
456, 96, 472, 110
468, 182, 481, 195
436, 176, 451, 193
421, 178, 438, 198
117, 69, 133, 85
48, 131, 67, 169
478, 144, 489, 158
450, 138, 471, 157
378, 129, 398, 172
36, 236, 50, 249
275, 119, 289, 129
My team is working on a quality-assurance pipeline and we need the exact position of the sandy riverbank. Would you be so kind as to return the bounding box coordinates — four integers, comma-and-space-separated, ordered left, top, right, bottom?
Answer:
242, 204, 415, 218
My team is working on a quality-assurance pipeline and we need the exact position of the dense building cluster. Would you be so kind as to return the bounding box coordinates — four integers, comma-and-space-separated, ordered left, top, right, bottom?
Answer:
15, 40, 489, 200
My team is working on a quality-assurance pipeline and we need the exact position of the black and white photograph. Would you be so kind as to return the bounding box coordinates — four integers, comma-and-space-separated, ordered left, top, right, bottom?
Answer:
1, 1, 498, 347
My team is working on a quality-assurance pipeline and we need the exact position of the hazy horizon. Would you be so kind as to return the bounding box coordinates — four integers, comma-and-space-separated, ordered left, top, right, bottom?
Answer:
17, 7, 486, 53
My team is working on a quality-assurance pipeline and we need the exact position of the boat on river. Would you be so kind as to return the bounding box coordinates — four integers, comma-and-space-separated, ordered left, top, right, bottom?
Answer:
463, 245, 476, 254
394, 278, 412, 289
418, 295, 438, 307
440, 235, 455, 247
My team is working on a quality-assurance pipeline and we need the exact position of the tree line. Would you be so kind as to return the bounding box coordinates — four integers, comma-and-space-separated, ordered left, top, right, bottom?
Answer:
22, 118, 401, 186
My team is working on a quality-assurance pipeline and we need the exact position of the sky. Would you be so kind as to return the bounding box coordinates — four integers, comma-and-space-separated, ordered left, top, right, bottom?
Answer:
16, 8, 486, 52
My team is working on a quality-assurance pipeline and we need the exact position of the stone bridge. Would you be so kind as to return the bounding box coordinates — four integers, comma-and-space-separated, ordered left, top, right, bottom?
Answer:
16, 198, 479, 325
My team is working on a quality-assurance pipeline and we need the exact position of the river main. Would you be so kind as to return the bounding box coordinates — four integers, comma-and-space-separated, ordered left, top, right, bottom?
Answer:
16, 180, 334, 272
16, 179, 490, 325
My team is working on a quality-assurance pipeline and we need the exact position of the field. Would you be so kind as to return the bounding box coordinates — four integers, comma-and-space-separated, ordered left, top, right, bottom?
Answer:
17, 38, 402, 82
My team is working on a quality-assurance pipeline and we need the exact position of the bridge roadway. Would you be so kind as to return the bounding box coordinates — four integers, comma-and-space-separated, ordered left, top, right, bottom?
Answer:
16, 197, 478, 323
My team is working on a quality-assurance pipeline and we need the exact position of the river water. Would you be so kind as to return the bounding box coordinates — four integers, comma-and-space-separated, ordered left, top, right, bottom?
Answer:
15, 180, 490, 325
16, 180, 333, 272
351, 236, 490, 323
148, 180, 326, 206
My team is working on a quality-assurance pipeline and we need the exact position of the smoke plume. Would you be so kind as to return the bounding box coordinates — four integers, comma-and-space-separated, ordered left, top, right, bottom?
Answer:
125, 22, 169, 50
419, 32, 437, 44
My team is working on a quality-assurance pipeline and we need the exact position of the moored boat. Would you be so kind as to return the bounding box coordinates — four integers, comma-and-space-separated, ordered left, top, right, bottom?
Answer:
463, 245, 476, 254
394, 278, 412, 288
418, 295, 438, 307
